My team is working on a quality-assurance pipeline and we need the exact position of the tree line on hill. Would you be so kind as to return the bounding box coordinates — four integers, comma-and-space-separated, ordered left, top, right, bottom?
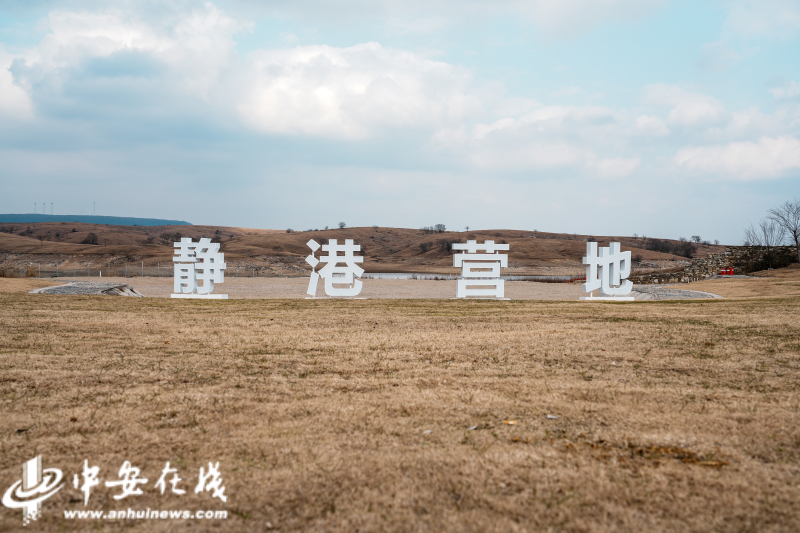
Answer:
642, 237, 698, 258
743, 198, 800, 270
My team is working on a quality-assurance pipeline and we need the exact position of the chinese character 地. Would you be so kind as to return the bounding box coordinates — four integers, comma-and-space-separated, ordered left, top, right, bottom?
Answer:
305, 239, 364, 297
580, 242, 635, 301
452, 240, 509, 299
172, 237, 227, 299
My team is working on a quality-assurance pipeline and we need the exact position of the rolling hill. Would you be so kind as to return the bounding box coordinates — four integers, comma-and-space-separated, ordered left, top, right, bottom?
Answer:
0, 222, 725, 277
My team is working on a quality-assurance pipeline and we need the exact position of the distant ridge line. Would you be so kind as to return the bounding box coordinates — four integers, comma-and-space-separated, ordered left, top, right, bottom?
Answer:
0, 214, 191, 226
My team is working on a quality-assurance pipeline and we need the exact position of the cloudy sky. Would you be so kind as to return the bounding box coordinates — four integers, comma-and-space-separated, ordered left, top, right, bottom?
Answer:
1, 0, 799, 243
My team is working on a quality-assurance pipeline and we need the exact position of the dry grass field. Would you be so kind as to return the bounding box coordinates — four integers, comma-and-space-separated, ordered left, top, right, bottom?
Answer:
2, 279, 800, 531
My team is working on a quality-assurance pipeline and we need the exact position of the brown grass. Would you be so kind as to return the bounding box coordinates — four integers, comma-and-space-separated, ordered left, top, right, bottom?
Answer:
0, 278, 68, 293
1, 282, 799, 531
681, 264, 800, 299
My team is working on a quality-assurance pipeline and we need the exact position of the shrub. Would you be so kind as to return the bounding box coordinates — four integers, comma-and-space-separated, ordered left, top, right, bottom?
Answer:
644, 238, 696, 257
159, 232, 182, 244
81, 233, 99, 245
675, 241, 697, 258
437, 239, 460, 252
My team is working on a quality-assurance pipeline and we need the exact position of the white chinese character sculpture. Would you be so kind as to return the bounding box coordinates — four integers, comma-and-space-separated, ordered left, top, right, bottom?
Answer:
453, 240, 509, 298
305, 239, 364, 298
172, 238, 227, 299
580, 242, 634, 301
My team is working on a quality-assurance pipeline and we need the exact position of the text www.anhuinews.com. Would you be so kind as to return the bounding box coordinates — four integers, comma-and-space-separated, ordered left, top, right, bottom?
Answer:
64, 508, 227, 520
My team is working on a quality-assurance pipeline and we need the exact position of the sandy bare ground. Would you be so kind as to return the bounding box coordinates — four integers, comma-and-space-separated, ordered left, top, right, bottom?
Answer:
52, 276, 584, 300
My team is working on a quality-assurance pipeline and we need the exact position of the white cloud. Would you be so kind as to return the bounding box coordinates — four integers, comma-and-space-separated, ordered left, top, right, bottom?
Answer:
238, 42, 481, 138
674, 136, 800, 179
519, 0, 665, 36
698, 41, 741, 72
468, 142, 592, 170
667, 101, 728, 128
634, 115, 669, 136
592, 157, 640, 178
643, 83, 729, 128
471, 105, 617, 140
437, 104, 628, 173
550, 85, 583, 97
770, 81, 800, 100
724, 0, 800, 39
12, 5, 250, 98
232, 0, 665, 38
0, 48, 33, 118
5, 0, 796, 189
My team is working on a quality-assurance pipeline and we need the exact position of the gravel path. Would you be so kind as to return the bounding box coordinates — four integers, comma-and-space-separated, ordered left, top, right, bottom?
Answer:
30, 281, 144, 296
632, 284, 723, 300
33, 277, 723, 300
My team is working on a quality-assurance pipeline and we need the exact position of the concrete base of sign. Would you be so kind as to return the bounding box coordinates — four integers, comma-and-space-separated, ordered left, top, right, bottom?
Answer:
171, 294, 228, 299
305, 297, 367, 299
579, 296, 634, 301
450, 298, 510, 300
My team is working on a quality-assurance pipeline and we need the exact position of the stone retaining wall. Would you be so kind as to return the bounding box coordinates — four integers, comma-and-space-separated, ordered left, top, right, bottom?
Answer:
631, 246, 796, 284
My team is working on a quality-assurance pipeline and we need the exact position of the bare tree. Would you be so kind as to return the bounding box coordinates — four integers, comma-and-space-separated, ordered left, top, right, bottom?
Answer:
744, 218, 786, 268
434, 223, 446, 233
691, 235, 701, 243
714, 239, 719, 245
768, 199, 800, 263
338, 222, 346, 229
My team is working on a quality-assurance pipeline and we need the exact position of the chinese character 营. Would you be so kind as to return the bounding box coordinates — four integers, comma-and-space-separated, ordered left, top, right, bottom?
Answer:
452, 240, 509, 299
